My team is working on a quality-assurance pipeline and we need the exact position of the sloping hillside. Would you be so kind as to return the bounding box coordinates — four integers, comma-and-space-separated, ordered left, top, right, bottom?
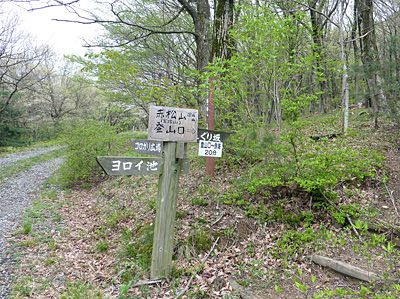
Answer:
9, 111, 400, 298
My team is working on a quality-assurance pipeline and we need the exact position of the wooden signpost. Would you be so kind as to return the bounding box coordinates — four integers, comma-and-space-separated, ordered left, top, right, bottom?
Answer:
97, 106, 232, 280
148, 106, 198, 142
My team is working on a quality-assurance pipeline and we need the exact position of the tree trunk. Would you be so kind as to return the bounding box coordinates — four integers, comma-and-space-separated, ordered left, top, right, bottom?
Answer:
194, 0, 211, 73
356, 0, 386, 128
339, 0, 349, 133
309, 1, 328, 113
211, 0, 234, 61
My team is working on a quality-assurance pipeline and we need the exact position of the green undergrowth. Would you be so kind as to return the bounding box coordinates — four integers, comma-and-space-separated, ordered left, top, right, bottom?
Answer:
0, 147, 65, 184
57, 120, 147, 188
60, 281, 103, 299
118, 223, 154, 282
221, 113, 384, 224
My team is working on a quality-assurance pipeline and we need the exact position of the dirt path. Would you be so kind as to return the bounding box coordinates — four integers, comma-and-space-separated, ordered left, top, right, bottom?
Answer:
0, 146, 61, 169
0, 153, 63, 299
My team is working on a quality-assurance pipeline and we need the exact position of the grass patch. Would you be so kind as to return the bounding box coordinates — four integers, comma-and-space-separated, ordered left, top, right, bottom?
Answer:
95, 240, 109, 253
60, 281, 104, 299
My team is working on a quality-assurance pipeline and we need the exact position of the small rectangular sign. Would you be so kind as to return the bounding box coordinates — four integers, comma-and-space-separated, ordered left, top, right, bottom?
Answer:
132, 139, 163, 156
197, 129, 233, 143
198, 140, 223, 157
148, 105, 198, 142
97, 156, 163, 176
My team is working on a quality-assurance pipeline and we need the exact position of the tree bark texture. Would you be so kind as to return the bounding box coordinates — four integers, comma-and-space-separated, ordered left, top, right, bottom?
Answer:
356, 0, 386, 128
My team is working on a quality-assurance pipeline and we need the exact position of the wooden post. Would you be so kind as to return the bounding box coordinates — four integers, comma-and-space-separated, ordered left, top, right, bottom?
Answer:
151, 142, 182, 279
206, 77, 216, 177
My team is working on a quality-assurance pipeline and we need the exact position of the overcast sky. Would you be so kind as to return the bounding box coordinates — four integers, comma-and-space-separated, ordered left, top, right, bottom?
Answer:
3, 1, 103, 56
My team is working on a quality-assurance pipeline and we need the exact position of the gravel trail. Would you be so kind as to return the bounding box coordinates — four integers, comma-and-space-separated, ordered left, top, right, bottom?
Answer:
0, 156, 64, 298
0, 146, 61, 168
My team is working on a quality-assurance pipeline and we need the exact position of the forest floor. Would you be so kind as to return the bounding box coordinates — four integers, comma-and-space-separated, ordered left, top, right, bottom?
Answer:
0, 147, 64, 299
6, 112, 400, 299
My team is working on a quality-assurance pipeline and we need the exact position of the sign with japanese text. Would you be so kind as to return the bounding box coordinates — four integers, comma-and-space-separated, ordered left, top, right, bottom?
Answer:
198, 140, 223, 157
97, 157, 162, 176
197, 129, 232, 143
132, 139, 163, 156
148, 106, 198, 142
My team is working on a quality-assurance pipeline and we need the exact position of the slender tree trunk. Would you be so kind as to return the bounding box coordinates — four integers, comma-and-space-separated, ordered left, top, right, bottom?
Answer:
309, 1, 328, 113
194, 0, 212, 72
356, 0, 386, 128
339, 0, 349, 133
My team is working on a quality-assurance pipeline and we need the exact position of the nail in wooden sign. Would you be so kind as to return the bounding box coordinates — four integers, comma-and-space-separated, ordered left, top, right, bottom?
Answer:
97, 156, 163, 176
148, 105, 198, 142
132, 139, 163, 155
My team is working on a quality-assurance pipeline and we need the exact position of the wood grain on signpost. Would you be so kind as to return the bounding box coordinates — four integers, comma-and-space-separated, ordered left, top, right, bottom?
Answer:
151, 142, 183, 279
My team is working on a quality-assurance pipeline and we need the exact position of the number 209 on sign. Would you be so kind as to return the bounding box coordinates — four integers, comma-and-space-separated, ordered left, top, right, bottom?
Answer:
198, 140, 223, 157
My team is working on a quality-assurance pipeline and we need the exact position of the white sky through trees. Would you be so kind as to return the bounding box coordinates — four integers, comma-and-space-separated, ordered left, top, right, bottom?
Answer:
3, 1, 102, 56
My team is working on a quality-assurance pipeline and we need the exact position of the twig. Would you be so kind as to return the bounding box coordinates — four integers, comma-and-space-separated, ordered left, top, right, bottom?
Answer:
321, 192, 362, 241
132, 279, 162, 288
383, 182, 400, 218
211, 213, 226, 227
175, 237, 220, 299
346, 214, 362, 241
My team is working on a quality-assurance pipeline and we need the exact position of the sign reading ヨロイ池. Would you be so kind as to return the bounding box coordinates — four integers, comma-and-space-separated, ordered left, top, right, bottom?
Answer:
97, 156, 162, 176
148, 106, 198, 142
132, 139, 163, 156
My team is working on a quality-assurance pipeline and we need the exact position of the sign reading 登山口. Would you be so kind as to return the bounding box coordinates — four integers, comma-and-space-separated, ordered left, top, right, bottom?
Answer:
148, 105, 198, 142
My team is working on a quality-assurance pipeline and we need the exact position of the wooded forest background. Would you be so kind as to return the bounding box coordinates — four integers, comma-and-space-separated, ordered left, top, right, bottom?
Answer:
1, 0, 400, 146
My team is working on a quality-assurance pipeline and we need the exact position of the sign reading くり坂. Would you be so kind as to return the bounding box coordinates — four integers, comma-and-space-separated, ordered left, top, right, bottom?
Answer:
132, 139, 163, 155
148, 106, 198, 142
97, 156, 162, 176
197, 129, 232, 143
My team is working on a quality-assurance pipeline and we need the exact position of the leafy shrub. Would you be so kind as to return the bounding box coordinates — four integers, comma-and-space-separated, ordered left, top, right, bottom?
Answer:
0, 124, 30, 147
221, 120, 384, 219
0, 105, 29, 147
58, 120, 123, 187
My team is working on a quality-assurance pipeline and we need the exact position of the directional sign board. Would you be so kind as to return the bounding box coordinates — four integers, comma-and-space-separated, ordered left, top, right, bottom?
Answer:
197, 129, 233, 158
97, 156, 163, 176
132, 139, 163, 156
197, 129, 232, 143
148, 105, 198, 142
198, 140, 223, 157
